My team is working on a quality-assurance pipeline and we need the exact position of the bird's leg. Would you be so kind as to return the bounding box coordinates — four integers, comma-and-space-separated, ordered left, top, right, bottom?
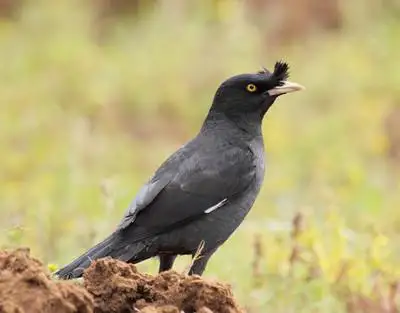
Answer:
158, 254, 177, 272
188, 248, 217, 276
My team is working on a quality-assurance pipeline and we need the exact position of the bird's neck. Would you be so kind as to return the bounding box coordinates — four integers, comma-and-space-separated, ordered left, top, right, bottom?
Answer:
200, 109, 263, 140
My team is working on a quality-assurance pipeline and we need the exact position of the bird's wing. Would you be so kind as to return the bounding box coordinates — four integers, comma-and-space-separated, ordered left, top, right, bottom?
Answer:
116, 141, 190, 231
117, 139, 257, 240
117, 176, 171, 230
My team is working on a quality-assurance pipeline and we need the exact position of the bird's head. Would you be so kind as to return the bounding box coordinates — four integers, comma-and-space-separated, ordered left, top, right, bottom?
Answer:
210, 61, 304, 122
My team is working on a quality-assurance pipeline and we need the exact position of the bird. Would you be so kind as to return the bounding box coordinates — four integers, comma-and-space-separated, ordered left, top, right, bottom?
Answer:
55, 61, 304, 279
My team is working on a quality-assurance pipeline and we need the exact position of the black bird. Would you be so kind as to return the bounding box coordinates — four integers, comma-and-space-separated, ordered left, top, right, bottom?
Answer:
56, 61, 304, 279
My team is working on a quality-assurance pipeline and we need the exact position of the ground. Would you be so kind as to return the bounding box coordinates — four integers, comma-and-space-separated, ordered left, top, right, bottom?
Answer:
0, 249, 243, 313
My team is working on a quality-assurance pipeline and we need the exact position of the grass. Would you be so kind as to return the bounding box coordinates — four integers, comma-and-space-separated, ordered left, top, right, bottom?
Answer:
1, 1, 400, 312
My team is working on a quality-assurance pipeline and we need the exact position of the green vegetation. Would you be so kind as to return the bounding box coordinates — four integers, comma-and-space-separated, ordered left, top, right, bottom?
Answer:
1, 1, 400, 312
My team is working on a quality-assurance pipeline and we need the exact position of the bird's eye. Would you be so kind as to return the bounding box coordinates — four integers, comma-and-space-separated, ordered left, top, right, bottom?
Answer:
246, 83, 257, 93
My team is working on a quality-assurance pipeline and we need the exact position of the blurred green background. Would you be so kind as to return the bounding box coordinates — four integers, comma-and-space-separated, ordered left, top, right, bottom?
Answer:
1, 0, 400, 312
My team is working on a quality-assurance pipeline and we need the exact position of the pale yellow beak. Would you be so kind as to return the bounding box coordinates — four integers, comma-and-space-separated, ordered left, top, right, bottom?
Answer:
267, 81, 305, 96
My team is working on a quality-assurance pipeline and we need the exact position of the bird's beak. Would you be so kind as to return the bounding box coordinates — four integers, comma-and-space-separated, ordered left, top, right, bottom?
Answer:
267, 81, 305, 96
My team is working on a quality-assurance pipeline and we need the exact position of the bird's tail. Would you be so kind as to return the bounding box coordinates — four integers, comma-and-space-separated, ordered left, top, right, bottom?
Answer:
55, 233, 147, 279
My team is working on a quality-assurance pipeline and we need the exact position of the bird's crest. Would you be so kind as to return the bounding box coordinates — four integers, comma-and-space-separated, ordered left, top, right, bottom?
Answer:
258, 61, 290, 86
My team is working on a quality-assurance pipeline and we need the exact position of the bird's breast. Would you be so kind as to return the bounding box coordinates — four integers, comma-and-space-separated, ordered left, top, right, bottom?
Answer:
249, 137, 266, 185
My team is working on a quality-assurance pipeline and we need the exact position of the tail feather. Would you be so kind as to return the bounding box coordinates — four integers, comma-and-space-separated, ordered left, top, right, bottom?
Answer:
55, 233, 130, 279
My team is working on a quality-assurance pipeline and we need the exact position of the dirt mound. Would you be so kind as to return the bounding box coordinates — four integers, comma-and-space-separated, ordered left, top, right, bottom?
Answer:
0, 248, 93, 313
0, 249, 243, 313
84, 257, 243, 313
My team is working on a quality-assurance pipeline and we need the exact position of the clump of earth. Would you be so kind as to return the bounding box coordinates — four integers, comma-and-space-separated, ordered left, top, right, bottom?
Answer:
0, 249, 243, 313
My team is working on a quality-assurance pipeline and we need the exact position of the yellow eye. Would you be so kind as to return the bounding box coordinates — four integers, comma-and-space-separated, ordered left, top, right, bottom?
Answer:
246, 83, 257, 93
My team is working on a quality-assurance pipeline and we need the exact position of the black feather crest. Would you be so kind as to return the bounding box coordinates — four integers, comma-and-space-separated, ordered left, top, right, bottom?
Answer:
258, 60, 290, 86
272, 61, 290, 82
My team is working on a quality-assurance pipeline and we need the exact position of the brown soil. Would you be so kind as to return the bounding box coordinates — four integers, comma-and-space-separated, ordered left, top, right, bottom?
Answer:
0, 249, 243, 313
0, 249, 93, 313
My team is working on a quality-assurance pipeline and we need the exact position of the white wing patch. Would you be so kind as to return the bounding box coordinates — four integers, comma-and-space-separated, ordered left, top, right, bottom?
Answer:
204, 198, 228, 214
